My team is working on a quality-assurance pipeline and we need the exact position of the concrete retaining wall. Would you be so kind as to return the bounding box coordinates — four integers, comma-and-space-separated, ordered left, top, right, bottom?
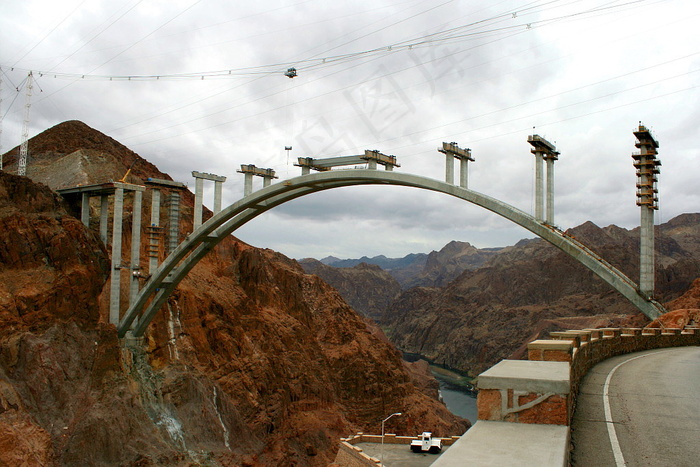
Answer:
528, 326, 699, 424
434, 325, 699, 466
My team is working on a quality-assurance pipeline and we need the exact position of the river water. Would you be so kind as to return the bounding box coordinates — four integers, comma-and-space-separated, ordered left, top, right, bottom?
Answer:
435, 379, 478, 424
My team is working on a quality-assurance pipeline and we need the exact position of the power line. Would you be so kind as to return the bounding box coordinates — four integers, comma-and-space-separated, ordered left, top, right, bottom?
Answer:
10, 0, 89, 67
4, 0, 659, 82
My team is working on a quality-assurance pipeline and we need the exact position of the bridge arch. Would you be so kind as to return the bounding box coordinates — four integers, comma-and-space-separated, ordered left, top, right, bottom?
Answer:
117, 169, 665, 337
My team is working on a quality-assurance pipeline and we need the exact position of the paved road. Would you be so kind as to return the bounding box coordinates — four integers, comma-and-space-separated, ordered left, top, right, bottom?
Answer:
354, 442, 447, 467
571, 346, 700, 466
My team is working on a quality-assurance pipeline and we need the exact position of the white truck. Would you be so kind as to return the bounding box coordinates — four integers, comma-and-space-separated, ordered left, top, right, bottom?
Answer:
410, 432, 442, 454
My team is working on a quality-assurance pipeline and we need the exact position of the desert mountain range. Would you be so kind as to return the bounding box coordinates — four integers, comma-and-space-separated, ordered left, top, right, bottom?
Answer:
302, 216, 700, 375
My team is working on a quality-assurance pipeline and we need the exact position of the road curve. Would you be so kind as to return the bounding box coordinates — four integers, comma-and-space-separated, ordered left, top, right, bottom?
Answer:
571, 346, 700, 466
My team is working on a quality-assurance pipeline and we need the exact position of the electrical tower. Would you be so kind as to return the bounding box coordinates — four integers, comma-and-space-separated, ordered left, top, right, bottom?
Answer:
18, 71, 33, 176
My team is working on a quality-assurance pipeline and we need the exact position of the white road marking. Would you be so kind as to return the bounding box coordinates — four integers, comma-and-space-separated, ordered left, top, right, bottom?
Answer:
602, 350, 672, 467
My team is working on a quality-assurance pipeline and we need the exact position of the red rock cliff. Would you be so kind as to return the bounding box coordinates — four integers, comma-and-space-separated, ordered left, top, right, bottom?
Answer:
0, 121, 467, 466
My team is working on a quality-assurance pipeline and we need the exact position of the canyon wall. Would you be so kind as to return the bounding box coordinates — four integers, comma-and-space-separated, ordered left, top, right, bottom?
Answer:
0, 121, 467, 466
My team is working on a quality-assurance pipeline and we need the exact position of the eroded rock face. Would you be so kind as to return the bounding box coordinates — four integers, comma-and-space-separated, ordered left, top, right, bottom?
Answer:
299, 259, 402, 321
0, 122, 467, 466
384, 218, 700, 375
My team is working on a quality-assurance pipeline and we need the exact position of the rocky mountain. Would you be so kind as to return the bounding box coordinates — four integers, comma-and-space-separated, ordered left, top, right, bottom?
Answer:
403, 241, 500, 289
384, 217, 700, 375
0, 121, 467, 466
300, 241, 500, 322
298, 259, 401, 322
307, 241, 499, 295
319, 253, 428, 288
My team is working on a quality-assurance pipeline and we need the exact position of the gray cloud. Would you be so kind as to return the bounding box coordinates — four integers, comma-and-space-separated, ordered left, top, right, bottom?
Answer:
2, 0, 698, 260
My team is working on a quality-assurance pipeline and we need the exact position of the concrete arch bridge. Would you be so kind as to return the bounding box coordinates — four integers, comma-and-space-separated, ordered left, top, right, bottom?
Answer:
116, 138, 665, 338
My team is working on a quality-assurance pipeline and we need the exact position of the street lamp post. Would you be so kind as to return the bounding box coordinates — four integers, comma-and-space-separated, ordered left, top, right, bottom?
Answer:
381, 412, 402, 465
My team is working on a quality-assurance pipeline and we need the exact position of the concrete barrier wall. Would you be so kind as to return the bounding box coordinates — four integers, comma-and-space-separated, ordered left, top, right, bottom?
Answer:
525, 325, 699, 425
333, 441, 379, 467
338, 326, 699, 466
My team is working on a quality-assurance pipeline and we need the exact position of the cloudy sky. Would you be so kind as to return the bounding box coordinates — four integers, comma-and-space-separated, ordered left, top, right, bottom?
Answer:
1, 0, 698, 260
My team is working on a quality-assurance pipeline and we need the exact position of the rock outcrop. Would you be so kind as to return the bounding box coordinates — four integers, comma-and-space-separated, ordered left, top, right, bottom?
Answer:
0, 121, 467, 466
298, 259, 401, 321
403, 241, 499, 289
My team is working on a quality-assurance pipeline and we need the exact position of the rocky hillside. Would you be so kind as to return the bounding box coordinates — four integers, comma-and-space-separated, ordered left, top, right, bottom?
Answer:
0, 121, 467, 466
384, 217, 700, 375
320, 253, 428, 288
316, 241, 498, 289
298, 259, 401, 322
300, 241, 499, 321
404, 241, 499, 288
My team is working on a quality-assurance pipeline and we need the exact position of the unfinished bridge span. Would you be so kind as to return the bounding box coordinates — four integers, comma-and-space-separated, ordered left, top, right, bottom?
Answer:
117, 166, 665, 338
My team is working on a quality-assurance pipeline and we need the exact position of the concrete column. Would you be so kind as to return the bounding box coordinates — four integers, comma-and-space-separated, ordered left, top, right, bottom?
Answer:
194, 176, 204, 230
129, 190, 143, 309
640, 199, 655, 297
546, 158, 555, 225
99, 195, 109, 244
367, 159, 378, 170
460, 158, 469, 189
385, 164, 393, 171
301, 166, 310, 176
535, 154, 544, 221
244, 173, 253, 196
168, 192, 180, 254
263, 177, 272, 188
149, 189, 161, 274
81, 193, 90, 227
214, 180, 223, 214
109, 187, 124, 325
445, 153, 454, 184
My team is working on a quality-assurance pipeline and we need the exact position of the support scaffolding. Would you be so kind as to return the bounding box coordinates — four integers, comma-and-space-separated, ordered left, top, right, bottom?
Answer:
145, 177, 186, 268
632, 123, 660, 298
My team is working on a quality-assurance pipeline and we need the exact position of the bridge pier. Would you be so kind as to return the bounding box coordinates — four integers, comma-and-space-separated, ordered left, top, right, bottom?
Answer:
129, 190, 143, 311
192, 171, 227, 229
528, 135, 558, 224
148, 189, 161, 274
99, 195, 109, 244
144, 178, 187, 273
59, 181, 146, 326
109, 187, 124, 325
167, 191, 181, 254
632, 124, 660, 298
438, 142, 473, 188
237, 164, 278, 197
